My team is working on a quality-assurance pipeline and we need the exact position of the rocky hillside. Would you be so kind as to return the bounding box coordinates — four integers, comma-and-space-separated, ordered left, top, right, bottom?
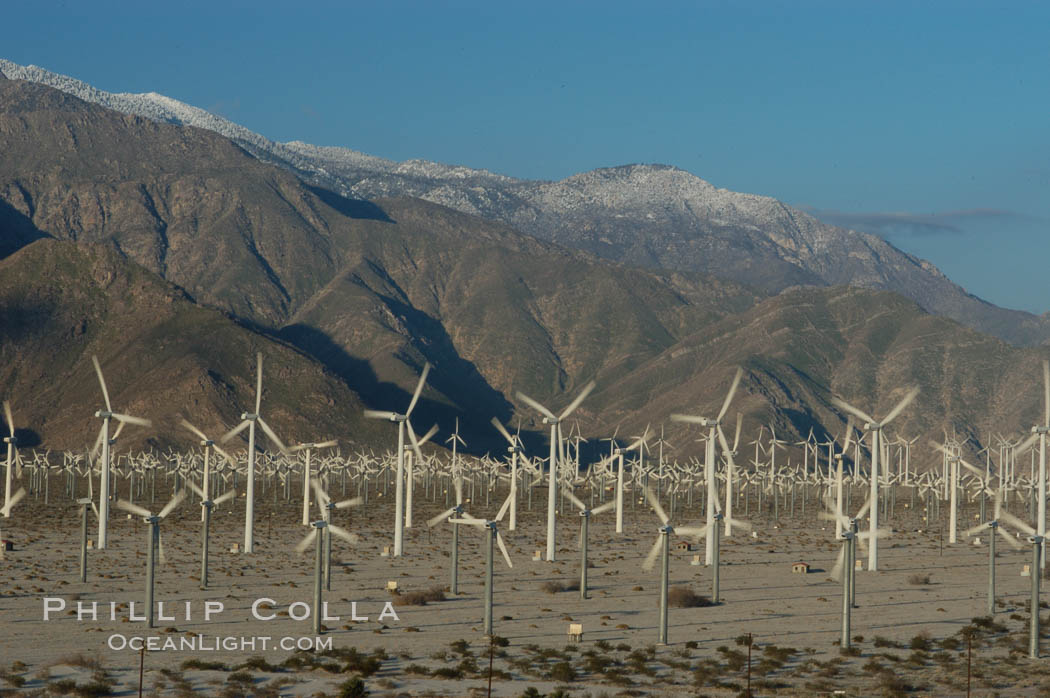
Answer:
4, 59, 1045, 345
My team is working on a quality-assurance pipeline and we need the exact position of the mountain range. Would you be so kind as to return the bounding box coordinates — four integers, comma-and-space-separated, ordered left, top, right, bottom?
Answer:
0, 60, 1047, 462
4, 58, 1047, 347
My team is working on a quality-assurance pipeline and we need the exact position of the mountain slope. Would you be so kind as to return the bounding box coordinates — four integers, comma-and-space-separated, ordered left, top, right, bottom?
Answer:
0, 239, 384, 450
4, 59, 1044, 345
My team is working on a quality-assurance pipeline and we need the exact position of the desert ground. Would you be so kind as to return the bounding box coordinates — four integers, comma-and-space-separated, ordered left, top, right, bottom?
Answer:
2, 476, 1049, 697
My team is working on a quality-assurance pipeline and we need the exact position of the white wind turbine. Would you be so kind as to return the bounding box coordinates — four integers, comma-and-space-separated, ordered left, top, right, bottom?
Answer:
363, 362, 430, 557
0, 487, 25, 560
832, 386, 919, 571
720, 413, 743, 535
184, 480, 236, 589
671, 367, 744, 566
179, 419, 233, 522
295, 511, 358, 636
221, 352, 289, 554
612, 426, 649, 534
965, 488, 1024, 615
3, 401, 22, 518
563, 489, 616, 599
641, 484, 709, 645
290, 439, 339, 526
427, 475, 470, 594
1014, 360, 1050, 565
449, 495, 514, 637
490, 418, 525, 530
310, 479, 363, 590
516, 381, 595, 563
116, 490, 185, 628
91, 356, 152, 549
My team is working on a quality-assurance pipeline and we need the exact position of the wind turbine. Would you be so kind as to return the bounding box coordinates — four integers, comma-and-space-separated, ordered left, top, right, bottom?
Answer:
516, 381, 595, 563
490, 418, 525, 531
612, 426, 649, 533
310, 479, 362, 590
3, 401, 22, 518
0, 487, 25, 560
290, 439, 338, 526
965, 488, 1023, 615
449, 496, 514, 637
91, 356, 152, 549
427, 475, 470, 594
1014, 360, 1050, 566
296, 515, 357, 636
184, 480, 236, 589
563, 489, 616, 599
364, 362, 430, 557
832, 386, 919, 571
641, 484, 709, 644
221, 352, 289, 554
179, 419, 233, 522
671, 367, 744, 566
720, 413, 743, 535
116, 490, 185, 628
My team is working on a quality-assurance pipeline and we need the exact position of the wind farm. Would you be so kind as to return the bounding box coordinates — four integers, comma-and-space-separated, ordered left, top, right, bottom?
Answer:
3, 355, 1050, 695
1, 28, 1050, 694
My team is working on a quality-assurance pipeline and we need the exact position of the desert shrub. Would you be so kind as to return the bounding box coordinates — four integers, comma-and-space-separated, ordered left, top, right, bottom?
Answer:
909, 632, 933, 651
490, 635, 510, 647
237, 656, 283, 672
550, 661, 576, 682
226, 671, 254, 684
73, 680, 114, 697
873, 636, 902, 648
337, 677, 369, 698
715, 646, 748, 671
667, 586, 713, 608
49, 678, 77, 695
840, 645, 861, 657
55, 654, 103, 671
907, 573, 931, 585
404, 664, 429, 675
431, 666, 463, 679
450, 639, 472, 656
391, 586, 446, 606
181, 659, 228, 671
540, 580, 579, 594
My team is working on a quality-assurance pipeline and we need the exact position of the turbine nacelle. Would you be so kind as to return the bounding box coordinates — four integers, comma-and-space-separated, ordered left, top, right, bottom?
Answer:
1031, 426, 1050, 434
240, 413, 259, 421
95, 410, 113, 419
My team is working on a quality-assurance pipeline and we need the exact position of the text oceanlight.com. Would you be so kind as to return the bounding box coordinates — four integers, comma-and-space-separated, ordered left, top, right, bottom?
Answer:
107, 635, 333, 652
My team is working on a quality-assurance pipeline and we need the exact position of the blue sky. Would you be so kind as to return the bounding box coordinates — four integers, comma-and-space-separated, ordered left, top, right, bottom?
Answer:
4, 1, 1049, 312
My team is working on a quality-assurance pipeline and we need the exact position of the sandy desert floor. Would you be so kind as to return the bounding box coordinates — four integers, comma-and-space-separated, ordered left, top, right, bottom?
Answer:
2, 480, 1050, 697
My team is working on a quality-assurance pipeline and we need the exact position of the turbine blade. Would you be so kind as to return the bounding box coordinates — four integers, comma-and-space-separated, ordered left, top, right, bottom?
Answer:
113, 413, 151, 428
116, 499, 152, 519
733, 412, 743, 451
213, 490, 236, 506
854, 496, 873, 522
830, 545, 845, 582
490, 417, 516, 446
559, 381, 596, 420
0, 487, 25, 517
158, 532, 166, 567
998, 527, 1023, 550
364, 410, 398, 420
335, 496, 363, 509
676, 525, 709, 538
2, 401, 13, 437
428, 507, 458, 528
257, 418, 289, 455
643, 484, 669, 525
92, 356, 112, 412
515, 391, 556, 421
717, 368, 743, 422
670, 414, 705, 424
496, 530, 513, 568
495, 492, 513, 522
416, 423, 439, 446
255, 352, 263, 415
592, 500, 616, 516
179, 418, 209, 443
186, 480, 206, 500
221, 420, 250, 444
328, 524, 359, 544
565, 489, 587, 513
642, 534, 663, 572
449, 518, 485, 527
831, 397, 874, 426
406, 362, 431, 417
881, 386, 919, 426
158, 489, 186, 519
405, 421, 425, 467
965, 522, 989, 538
295, 529, 318, 554
999, 510, 1036, 537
